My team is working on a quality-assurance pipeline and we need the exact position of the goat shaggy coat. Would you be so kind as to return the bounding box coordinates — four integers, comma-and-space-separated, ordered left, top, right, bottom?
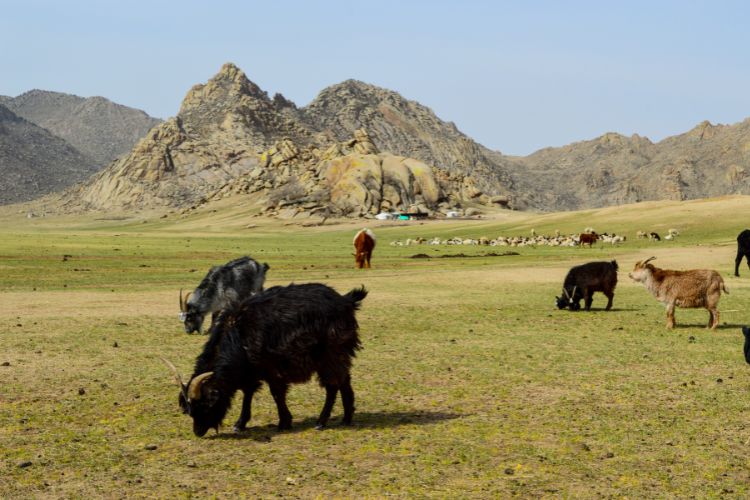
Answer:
179, 256, 269, 334
556, 260, 618, 311
177, 283, 367, 437
628, 257, 727, 329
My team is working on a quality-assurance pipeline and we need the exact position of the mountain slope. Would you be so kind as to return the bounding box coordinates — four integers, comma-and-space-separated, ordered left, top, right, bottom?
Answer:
510, 119, 750, 209
4, 90, 161, 166
0, 104, 97, 205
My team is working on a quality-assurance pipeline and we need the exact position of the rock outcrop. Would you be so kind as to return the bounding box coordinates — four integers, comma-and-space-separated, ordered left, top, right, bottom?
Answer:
65, 63, 508, 216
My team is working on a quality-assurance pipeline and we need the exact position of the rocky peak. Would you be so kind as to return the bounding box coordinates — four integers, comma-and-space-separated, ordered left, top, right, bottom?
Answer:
687, 120, 718, 140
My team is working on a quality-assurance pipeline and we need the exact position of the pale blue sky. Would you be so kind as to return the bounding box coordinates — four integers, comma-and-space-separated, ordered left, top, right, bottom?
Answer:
2, 0, 749, 155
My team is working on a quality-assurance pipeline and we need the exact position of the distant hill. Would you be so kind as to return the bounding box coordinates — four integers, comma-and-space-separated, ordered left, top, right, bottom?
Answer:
0, 104, 97, 205
3, 90, 161, 167
509, 120, 750, 209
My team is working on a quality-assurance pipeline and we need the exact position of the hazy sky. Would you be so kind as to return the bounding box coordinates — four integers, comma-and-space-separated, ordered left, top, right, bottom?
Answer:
2, 0, 749, 155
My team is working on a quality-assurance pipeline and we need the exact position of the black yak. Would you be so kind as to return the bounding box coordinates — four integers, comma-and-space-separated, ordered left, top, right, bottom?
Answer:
165, 283, 367, 437
179, 256, 269, 334
734, 229, 750, 277
556, 260, 618, 311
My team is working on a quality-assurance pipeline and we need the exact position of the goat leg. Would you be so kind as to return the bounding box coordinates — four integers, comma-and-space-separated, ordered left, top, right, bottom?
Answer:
269, 382, 293, 431
604, 292, 614, 311
339, 377, 355, 426
233, 382, 261, 432
666, 302, 676, 329
316, 385, 339, 430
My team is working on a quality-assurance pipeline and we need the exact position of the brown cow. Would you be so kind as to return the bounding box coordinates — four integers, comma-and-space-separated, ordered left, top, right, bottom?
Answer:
628, 256, 728, 329
353, 229, 376, 269
578, 232, 598, 247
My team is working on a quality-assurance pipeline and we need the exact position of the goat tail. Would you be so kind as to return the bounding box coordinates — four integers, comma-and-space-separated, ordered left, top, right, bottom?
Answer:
611, 260, 619, 272
346, 285, 368, 308
723, 283, 730, 295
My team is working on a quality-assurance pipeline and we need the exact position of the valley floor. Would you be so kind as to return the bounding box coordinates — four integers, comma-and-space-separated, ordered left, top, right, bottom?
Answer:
2, 196, 750, 497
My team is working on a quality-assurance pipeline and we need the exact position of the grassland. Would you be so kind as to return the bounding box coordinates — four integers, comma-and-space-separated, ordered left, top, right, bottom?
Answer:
2, 196, 750, 497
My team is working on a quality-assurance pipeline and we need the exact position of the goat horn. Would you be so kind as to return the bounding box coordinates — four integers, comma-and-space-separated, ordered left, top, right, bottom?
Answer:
179, 289, 186, 313
644, 256, 657, 264
562, 287, 571, 299
571, 286, 578, 298
159, 356, 188, 400
187, 372, 214, 401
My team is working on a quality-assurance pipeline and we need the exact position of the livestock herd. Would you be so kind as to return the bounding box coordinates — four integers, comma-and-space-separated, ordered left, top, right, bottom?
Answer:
165, 226, 750, 437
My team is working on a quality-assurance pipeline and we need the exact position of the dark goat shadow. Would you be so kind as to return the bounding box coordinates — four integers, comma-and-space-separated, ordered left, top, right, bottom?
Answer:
557, 307, 638, 312
672, 323, 746, 331
210, 410, 462, 442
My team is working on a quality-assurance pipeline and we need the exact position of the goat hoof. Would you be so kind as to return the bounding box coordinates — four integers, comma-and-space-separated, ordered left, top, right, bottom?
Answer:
232, 425, 247, 433
315, 424, 326, 430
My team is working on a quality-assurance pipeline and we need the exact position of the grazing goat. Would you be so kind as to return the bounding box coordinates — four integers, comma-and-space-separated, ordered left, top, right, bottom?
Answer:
578, 232, 598, 247
179, 256, 269, 334
742, 326, 750, 364
556, 261, 618, 311
734, 229, 750, 277
353, 229, 376, 269
649, 232, 661, 241
628, 256, 728, 329
165, 283, 367, 437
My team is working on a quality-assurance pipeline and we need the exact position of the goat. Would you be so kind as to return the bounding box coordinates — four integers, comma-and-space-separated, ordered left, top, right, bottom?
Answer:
578, 232, 599, 247
179, 256, 269, 334
353, 229, 376, 269
649, 232, 661, 241
734, 229, 750, 277
165, 283, 367, 437
556, 260, 618, 311
628, 256, 728, 329
742, 326, 750, 364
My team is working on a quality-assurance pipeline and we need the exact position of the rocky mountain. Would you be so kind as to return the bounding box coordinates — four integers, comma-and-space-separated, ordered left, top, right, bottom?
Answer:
0, 104, 98, 205
57, 62, 750, 215
65, 63, 513, 216
510, 119, 750, 209
3, 90, 161, 166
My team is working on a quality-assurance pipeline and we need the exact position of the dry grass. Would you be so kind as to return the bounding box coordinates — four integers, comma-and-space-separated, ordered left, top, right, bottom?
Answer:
2, 196, 750, 497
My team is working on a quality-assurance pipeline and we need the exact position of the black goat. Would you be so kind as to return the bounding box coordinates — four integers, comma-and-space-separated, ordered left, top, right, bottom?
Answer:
179, 256, 269, 334
735, 230, 750, 277
556, 260, 618, 311
166, 283, 367, 437
742, 326, 750, 364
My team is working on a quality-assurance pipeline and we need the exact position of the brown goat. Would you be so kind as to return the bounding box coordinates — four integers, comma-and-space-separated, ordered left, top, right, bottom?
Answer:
353, 229, 376, 269
628, 256, 728, 329
578, 232, 598, 247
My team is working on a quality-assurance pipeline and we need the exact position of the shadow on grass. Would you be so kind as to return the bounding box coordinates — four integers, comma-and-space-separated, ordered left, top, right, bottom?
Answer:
671, 323, 746, 330
211, 410, 462, 442
556, 307, 639, 312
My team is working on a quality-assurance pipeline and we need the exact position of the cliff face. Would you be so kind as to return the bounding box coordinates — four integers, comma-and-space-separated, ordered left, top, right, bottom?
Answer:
66, 63, 512, 216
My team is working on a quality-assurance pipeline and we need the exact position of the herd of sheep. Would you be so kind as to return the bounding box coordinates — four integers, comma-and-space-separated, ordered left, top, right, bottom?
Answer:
388, 228, 677, 248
